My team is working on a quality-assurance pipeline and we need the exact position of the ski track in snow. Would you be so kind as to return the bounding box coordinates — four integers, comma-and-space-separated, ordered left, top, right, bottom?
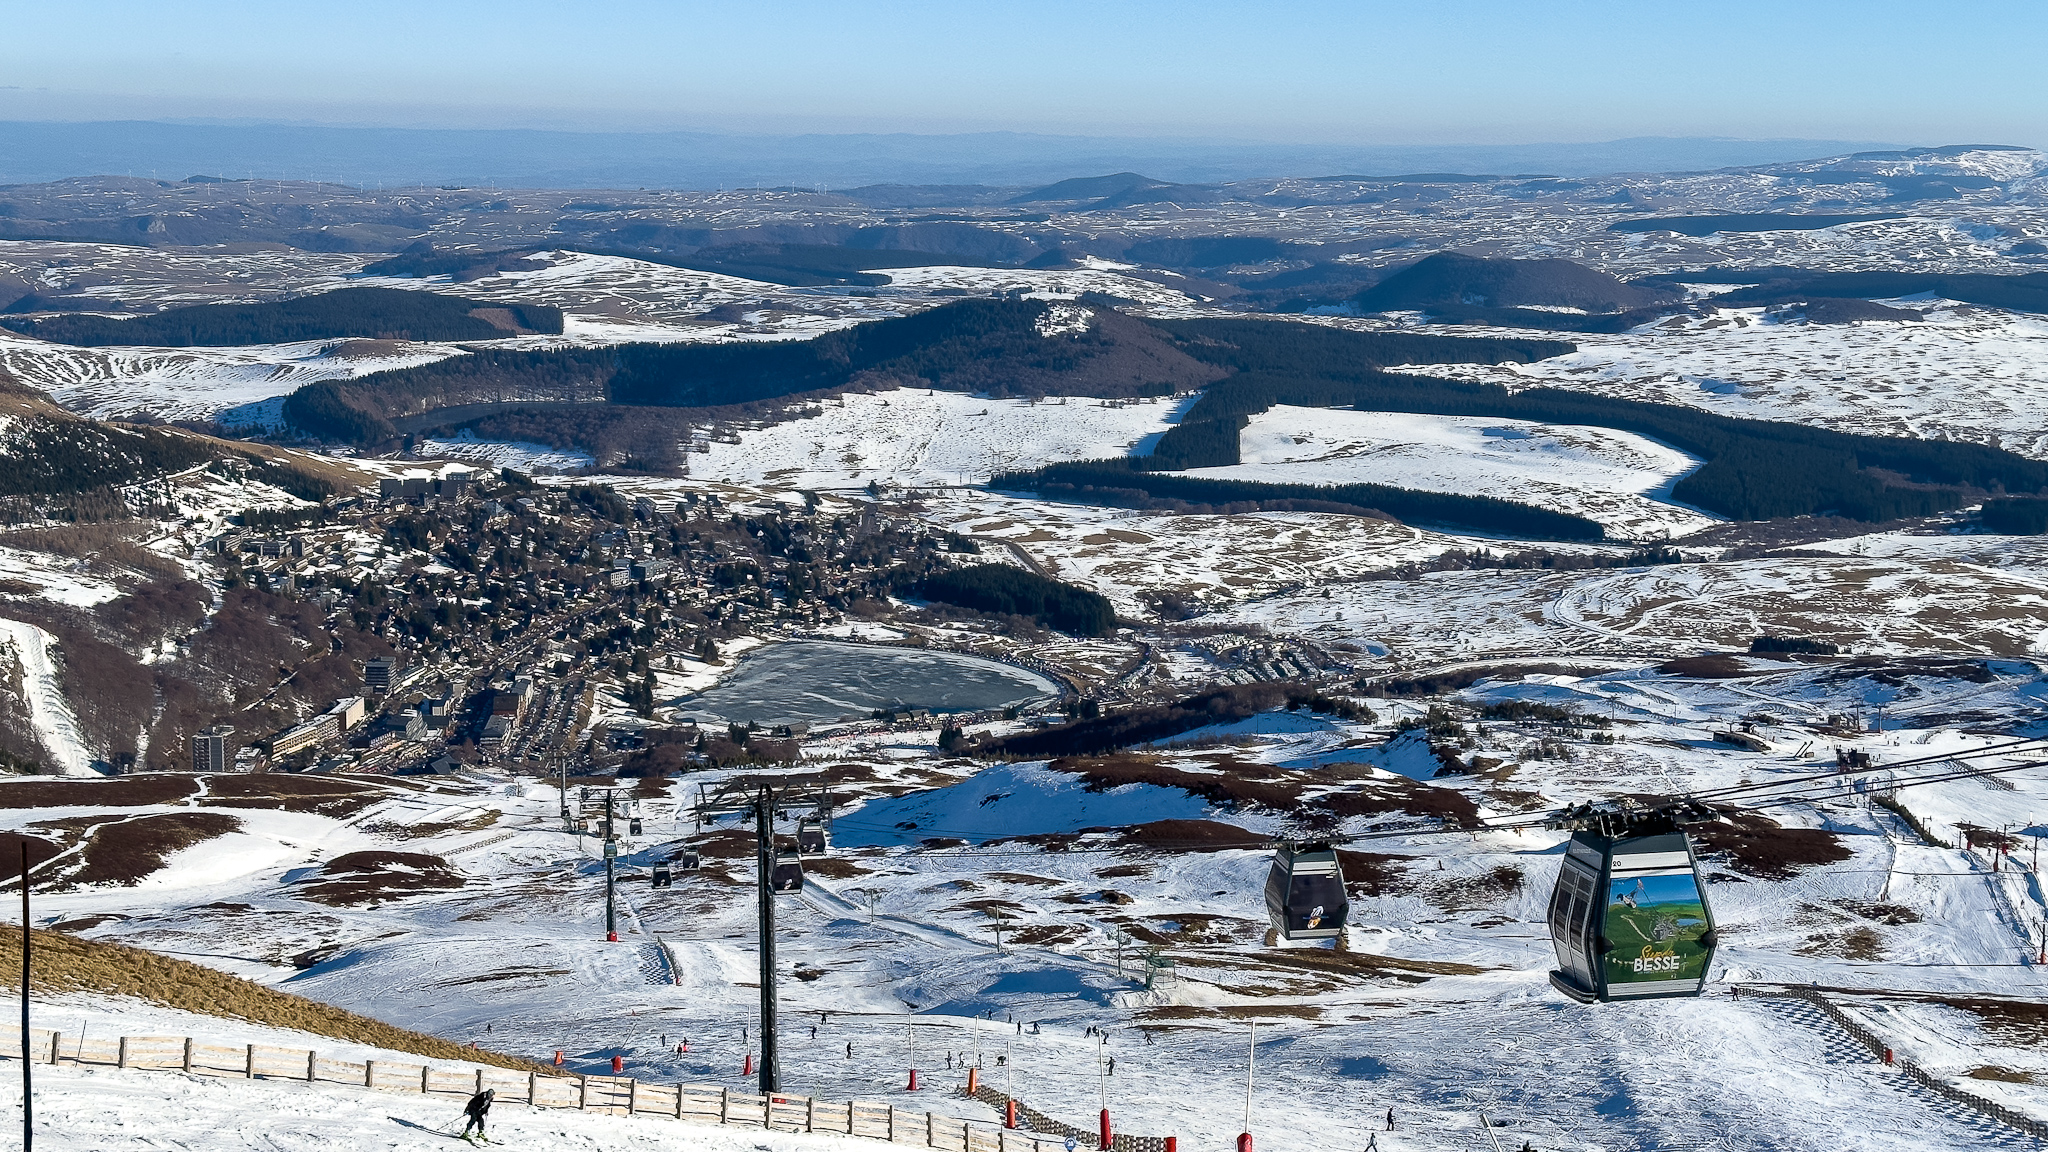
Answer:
0, 616, 93, 773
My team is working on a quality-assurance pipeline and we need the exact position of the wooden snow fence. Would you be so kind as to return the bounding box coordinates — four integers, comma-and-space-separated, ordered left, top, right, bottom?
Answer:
1766, 988, 2048, 1140
0, 1027, 1098, 1151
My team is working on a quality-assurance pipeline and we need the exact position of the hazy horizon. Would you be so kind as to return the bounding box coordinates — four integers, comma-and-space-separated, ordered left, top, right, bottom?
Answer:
5, 1, 2042, 149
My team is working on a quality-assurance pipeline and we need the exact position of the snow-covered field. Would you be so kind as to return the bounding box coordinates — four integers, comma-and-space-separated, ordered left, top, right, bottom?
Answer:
13, 677, 2048, 1152
0, 329, 468, 424
414, 429, 598, 473
1216, 550, 2048, 666
692, 390, 1195, 488
1397, 303, 2048, 458
0, 617, 94, 774
1178, 407, 1715, 540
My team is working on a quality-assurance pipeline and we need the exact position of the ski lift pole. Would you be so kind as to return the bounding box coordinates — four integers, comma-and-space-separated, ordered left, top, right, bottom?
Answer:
20, 843, 31, 1152
755, 784, 780, 1094
604, 790, 618, 942
1238, 1020, 1255, 1152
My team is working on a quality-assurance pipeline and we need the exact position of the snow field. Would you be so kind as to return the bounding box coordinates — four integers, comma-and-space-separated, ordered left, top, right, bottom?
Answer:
2, 1060, 890, 1152
0, 617, 94, 774
1176, 407, 1716, 540
690, 389, 1196, 489
0, 329, 470, 424
1217, 550, 2048, 667
1395, 302, 2048, 459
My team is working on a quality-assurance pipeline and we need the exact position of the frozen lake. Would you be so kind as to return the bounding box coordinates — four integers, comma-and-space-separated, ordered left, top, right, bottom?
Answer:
677, 640, 1058, 726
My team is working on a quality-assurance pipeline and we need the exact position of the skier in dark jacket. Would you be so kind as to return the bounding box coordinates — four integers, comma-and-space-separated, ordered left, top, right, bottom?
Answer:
460, 1088, 495, 1142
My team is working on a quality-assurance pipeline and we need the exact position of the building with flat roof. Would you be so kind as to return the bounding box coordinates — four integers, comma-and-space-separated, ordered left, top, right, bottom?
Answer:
191, 726, 234, 773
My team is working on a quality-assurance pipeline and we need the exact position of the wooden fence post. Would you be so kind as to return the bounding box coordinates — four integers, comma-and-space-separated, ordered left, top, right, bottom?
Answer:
245, 1043, 256, 1079
627, 1078, 638, 1114
49, 1032, 61, 1064
579, 1076, 590, 1110
118, 1037, 130, 1069
719, 1086, 729, 1124
420, 1065, 431, 1094
183, 1037, 195, 1073
675, 1084, 686, 1120
889, 1104, 896, 1142
307, 1050, 317, 1082
808, 1096, 816, 1132
476, 1068, 486, 1095
529, 1070, 539, 1104
365, 1059, 376, 1087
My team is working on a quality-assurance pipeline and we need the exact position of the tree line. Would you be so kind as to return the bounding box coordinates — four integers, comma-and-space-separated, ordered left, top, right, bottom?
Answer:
917, 563, 1116, 637
4, 287, 561, 347
991, 458, 1608, 541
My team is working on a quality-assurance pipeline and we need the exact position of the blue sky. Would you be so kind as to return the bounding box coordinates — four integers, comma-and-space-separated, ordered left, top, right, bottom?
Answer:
4, 1, 2042, 145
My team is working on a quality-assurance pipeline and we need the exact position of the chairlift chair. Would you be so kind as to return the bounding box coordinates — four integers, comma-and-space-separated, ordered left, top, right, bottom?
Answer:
771, 847, 805, 892
1264, 842, 1349, 942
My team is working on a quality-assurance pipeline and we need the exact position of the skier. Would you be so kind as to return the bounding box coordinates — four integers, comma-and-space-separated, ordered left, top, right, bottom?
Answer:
811, 1025, 818, 1040
1016, 1020, 1022, 1034
1107, 1057, 1115, 1076
847, 1041, 854, 1059
1386, 1108, 1395, 1132
458, 1087, 495, 1143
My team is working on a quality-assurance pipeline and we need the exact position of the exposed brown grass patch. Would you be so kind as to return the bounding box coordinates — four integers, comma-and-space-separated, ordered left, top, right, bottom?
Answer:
1967, 1065, 2035, 1084
0, 832, 62, 880
989, 871, 1066, 886
201, 774, 384, 817
1048, 753, 1304, 809
1659, 654, 1751, 678
1009, 925, 1086, 947
1430, 864, 1523, 911
1693, 811, 1851, 879
1797, 925, 1885, 961
0, 774, 198, 809
1253, 947, 1486, 981
1336, 850, 1413, 897
0, 928, 544, 1071
398, 808, 501, 839
800, 856, 871, 879
38, 812, 242, 888
297, 851, 466, 906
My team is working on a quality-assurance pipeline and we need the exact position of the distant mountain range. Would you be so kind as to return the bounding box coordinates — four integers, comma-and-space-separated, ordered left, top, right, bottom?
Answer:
0, 121, 1915, 188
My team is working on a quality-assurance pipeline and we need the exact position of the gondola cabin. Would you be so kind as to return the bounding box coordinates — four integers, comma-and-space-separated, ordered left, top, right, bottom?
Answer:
797, 817, 829, 856
1547, 802, 1718, 1003
651, 863, 672, 888
1264, 842, 1349, 942
677, 850, 701, 871
771, 847, 804, 892
629, 817, 643, 837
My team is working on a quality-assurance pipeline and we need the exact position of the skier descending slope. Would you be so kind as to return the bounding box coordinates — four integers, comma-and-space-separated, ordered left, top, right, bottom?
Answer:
459, 1088, 495, 1143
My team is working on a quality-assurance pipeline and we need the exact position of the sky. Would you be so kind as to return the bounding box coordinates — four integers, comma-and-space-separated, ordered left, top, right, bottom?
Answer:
2, 0, 2044, 147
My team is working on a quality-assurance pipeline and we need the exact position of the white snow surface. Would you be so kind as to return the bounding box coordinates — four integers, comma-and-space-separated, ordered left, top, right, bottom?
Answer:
692, 390, 1195, 488
1178, 407, 1715, 540
0, 616, 94, 773
0, 329, 467, 424
413, 430, 598, 473
1395, 302, 2048, 458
